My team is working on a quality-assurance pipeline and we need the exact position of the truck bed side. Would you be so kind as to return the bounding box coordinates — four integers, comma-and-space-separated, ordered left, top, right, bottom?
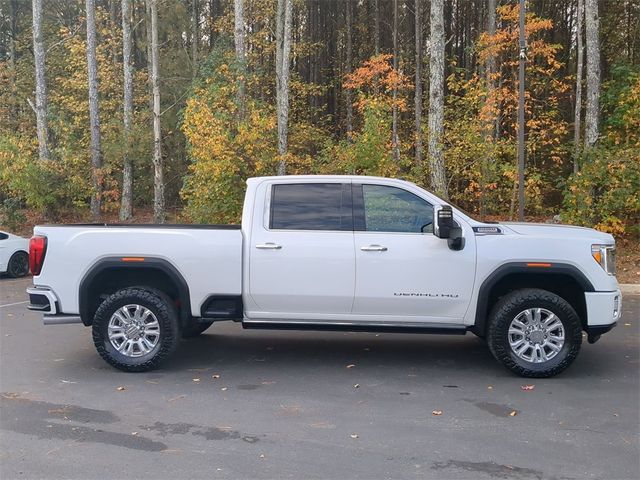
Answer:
32, 225, 243, 318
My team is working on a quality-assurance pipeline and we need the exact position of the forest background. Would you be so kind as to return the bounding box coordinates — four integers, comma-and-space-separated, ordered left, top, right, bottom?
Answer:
0, 0, 638, 281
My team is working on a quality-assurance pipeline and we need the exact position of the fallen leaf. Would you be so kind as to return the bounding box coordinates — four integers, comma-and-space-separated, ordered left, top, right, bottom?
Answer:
167, 394, 186, 402
353, 384, 360, 388
259, 454, 265, 459
309, 422, 336, 429
521, 385, 535, 391
432, 410, 443, 416
350, 433, 359, 439
509, 410, 518, 417
613, 413, 619, 417
346, 364, 355, 369
116, 386, 126, 391
131, 432, 138, 436
211, 374, 220, 379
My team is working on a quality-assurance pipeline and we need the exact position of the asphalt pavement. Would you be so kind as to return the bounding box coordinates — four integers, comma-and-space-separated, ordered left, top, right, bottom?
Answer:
1, 276, 638, 480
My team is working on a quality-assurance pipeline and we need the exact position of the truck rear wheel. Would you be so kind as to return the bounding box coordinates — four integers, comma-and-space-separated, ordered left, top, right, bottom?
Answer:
487, 288, 582, 378
92, 288, 179, 372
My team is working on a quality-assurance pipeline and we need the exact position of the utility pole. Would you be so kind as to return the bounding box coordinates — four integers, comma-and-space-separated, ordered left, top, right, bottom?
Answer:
517, 0, 526, 221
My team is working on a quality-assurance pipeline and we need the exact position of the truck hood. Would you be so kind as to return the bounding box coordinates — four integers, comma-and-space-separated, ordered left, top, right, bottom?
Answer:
501, 222, 615, 243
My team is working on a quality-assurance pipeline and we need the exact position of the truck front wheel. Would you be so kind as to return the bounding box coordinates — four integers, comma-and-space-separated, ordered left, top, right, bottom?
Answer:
487, 288, 583, 378
92, 288, 180, 372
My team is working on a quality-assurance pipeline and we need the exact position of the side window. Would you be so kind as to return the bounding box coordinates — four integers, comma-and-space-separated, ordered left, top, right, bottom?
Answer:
0, 232, 8, 240
270, 183, 352, 231
361, 184, 433, 233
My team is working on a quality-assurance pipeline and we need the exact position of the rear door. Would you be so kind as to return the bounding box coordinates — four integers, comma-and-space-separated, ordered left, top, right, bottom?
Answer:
246, 180, 355, 318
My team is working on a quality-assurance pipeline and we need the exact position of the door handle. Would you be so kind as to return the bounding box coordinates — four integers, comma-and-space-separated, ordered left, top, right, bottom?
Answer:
360, 244, 388, 252
256, 243, 282, 250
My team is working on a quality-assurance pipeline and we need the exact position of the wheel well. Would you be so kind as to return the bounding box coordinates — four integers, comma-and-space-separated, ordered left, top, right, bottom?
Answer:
476, 272, 588, 336
79, 260, 191, 326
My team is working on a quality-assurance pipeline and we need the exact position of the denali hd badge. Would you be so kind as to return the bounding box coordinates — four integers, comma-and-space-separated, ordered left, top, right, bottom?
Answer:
473, 226, 502, 234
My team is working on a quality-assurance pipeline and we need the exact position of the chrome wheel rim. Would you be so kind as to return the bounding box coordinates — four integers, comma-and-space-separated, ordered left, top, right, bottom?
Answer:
508, 308, 565, 363
108, 304, 160, 357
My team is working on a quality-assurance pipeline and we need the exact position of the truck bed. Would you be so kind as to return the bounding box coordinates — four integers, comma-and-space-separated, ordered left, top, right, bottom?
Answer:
32, 224, 243, 317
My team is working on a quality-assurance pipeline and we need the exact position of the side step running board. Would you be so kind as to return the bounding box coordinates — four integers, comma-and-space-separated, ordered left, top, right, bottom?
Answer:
241, 321, 467, 335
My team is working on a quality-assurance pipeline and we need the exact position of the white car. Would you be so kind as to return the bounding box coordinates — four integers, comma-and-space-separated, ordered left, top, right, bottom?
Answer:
0, 230, 30, 277
26, 175, 621, 377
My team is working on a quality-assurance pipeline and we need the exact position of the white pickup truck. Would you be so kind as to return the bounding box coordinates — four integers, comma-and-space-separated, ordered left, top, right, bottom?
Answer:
27, 175, 621, 377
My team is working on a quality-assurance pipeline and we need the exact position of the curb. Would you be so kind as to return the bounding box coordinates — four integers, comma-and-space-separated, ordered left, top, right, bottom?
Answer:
620, 284, 640, 294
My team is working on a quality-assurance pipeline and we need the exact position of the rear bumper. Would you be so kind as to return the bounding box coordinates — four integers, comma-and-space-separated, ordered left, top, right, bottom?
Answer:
27, 286, 58, 314
26, 286, 82, 325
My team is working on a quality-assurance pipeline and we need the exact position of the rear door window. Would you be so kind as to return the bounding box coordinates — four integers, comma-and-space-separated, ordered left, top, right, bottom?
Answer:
269, 183, 353, 231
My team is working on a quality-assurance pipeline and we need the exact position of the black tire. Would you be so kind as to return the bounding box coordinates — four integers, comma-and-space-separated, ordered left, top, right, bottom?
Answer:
7, 251, 29, 278
92, 288, 179, 372
182, 320, 214, 338
487, 288, 583, 378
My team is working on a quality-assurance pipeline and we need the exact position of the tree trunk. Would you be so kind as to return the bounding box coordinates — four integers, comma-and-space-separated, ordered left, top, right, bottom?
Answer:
414, 0, 423, 166
234, 0, 246, 120
148, 0, 165, 222
31, 0, 50, 161
345, 0, 353, 136
517, 0, 526, 221
428, 0, 448, 198
374, 0, 380, 55
110, 0, 119, 64
584, 0, 600, 148
573, 0, 584, 172
391, 0, 400, 163
120, 0, 134, 221
191, 0, 198, 77
86, 0, 103, 220
275, 0, 293, 175
480, 0, 496, 218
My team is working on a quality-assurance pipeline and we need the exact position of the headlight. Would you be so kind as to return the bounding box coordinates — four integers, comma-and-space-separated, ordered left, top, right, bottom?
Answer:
591, 244, 616, 275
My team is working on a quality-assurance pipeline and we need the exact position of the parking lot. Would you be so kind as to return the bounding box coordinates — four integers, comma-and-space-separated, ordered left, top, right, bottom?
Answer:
1, 275, 638, 479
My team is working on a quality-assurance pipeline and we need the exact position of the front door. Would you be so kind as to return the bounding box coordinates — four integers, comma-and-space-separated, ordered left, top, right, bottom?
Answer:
352, 183, 476, 323
248, 181, 356, 318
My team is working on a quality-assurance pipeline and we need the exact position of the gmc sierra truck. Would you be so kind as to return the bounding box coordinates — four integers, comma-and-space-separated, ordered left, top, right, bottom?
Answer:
27, 176, 621, 377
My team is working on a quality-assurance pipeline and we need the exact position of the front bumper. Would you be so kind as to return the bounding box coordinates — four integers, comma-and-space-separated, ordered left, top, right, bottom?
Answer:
26, 286, 82, 325
584, 289, 622, 343
585, 289, 622, 326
